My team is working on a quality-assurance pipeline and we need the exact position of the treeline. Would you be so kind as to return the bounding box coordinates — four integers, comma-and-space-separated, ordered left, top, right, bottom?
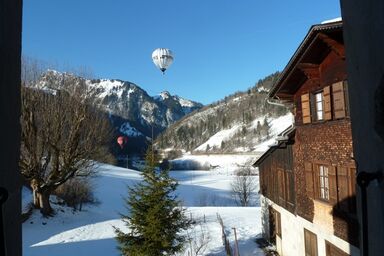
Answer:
155, 72, 288, 154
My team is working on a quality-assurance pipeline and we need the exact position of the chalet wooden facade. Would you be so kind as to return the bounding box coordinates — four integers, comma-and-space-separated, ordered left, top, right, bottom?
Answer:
254, 20, 359, 256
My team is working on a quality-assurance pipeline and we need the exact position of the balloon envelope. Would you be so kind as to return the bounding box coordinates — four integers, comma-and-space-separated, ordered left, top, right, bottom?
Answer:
152, 48, 174, 73
117, 136, 128, 148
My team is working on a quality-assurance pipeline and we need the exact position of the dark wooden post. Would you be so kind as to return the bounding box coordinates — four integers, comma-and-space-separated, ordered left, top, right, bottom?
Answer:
340, 1, 384, 255
0, 0, 23, 256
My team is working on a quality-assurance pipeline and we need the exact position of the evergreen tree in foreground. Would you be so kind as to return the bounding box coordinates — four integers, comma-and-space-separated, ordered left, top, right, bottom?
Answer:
115, 150, 191, 255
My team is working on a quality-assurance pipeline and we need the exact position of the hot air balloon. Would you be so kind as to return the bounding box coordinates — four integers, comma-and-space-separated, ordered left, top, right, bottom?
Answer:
117, 136, 128, 149
152, 48, 174, 74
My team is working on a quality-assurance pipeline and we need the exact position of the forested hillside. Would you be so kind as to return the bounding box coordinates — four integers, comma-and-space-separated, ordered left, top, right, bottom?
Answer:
156, 72, 290, 154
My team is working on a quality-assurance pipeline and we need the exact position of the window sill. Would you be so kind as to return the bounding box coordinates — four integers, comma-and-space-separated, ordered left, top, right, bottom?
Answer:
299, 117, 351, 126
313, 198, 333, 208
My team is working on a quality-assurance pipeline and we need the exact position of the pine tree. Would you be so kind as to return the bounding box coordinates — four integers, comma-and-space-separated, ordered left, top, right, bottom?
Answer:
115, 149, 191, 255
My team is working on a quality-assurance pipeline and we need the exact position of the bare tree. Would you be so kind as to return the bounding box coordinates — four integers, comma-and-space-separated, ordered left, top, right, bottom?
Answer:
20, 64, 113, 216
186, 224, 211, 256
231, 167, 257, 206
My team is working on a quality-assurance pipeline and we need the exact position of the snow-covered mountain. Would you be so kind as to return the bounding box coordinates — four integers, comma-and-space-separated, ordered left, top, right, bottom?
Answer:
156, 72, 292, 154
34, 70, 203, 153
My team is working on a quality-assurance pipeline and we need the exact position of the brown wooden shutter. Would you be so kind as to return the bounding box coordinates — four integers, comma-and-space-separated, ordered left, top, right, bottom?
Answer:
304, 229, 318, 256
343, 80, 350, 117
349, 168, 357, 213
278, 168, 285, 205
332, 81, 346, 119
336, 166, 349, 211
328, 166, 338, 205
301, 93, 311, 124
275, 211, 282, 237
305, 162, 315, 198
323, 86, 332, 120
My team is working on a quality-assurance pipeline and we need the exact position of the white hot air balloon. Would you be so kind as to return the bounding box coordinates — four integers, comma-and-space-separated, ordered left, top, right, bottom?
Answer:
152, 48, 174, 74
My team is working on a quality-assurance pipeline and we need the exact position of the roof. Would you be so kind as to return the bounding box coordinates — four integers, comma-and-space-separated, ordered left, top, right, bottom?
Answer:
253, 126, 295, 167
268, 20, 343, 101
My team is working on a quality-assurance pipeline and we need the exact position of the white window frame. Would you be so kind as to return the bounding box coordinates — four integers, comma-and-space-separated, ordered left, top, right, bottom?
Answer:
315, 92, 324, 121
319, 165, 329, 201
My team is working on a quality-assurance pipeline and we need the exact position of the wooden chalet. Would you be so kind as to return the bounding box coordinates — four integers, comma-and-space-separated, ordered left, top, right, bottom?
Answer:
254, 20, 359, 256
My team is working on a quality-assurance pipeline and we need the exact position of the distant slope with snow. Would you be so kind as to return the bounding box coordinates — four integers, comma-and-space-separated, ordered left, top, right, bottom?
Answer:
156, 72, 291, 154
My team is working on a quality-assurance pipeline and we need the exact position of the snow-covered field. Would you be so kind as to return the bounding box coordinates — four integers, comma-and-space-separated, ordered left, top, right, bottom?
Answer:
23, 157, 264, 256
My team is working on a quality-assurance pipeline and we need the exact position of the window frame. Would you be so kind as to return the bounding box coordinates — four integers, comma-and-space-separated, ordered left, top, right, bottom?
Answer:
299, 80, 350, 125
304, 228, 318, 256
318, 165, 330, 201
275, 210, 282, 238
314, 91, 324, 121
308, 162, 357, 213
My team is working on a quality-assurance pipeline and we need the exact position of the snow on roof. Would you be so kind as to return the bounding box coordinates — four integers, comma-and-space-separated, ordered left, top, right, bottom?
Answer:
321, 17, 342, 24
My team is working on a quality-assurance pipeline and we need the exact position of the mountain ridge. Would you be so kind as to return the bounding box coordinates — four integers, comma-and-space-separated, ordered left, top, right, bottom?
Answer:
32, 70, 204, 155
155, 71, 291, 156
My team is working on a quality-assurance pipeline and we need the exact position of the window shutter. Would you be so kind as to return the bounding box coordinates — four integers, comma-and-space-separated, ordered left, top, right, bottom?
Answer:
304, 229, 318, 256
336, 166, 349, 212
332, 81, 346, 119
278, 168, 285, 205
301, 93, 311, 124
343, 80, 350, 117
328, 166, 338, 205
275, 211, 282, 237
349, 168, 357, 213
305, 162, 314, 198
323, 86, 332, 120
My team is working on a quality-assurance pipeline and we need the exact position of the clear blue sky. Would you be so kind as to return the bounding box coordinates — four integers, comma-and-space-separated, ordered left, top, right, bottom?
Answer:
22, 0, 341, 104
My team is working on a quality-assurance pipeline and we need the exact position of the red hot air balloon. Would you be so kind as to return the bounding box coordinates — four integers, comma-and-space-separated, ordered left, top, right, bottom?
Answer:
117, 136, 128, 149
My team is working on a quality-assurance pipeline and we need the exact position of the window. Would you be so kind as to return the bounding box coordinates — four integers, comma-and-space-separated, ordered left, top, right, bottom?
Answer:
305, 162, 357, 214
304, 229, 318, 256
318, 165, 329, 201
315, 92, 324, 121
275, 210, 282, 238
325, 241, 349, 256
300, 80, 349, 124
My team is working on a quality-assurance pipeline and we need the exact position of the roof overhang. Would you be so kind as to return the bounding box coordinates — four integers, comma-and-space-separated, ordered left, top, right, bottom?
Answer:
269, 21, 343, 102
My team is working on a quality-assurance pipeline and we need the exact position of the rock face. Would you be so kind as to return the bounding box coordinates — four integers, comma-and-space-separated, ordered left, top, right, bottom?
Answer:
35, 70, 203, 154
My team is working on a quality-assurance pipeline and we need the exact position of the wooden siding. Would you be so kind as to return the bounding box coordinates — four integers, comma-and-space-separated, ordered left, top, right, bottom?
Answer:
259, 145, 295, 213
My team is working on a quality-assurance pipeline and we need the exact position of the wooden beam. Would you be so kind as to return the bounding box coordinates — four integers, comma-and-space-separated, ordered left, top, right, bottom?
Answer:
297, 63, 320, 80
318, 33, 345, 58
275, 92, 294, 98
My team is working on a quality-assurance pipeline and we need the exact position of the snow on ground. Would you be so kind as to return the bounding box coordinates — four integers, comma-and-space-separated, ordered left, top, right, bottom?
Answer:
23, 161, 264, 256
172, 153, 260, 171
